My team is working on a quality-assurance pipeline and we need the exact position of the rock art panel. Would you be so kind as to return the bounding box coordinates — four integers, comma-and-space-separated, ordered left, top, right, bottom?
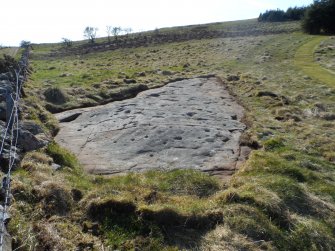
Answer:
55, 78, 246, 175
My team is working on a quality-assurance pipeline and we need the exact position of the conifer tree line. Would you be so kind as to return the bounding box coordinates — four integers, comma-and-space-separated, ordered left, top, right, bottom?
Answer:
258, 0, 335, 34
258, 7, 306, 22
302, 0, 335, 34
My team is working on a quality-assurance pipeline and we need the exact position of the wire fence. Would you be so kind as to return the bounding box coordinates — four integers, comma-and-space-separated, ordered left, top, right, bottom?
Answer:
0, 48, 30, 251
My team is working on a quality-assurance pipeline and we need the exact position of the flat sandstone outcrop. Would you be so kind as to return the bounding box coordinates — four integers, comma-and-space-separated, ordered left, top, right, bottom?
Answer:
55, 77, 246, 176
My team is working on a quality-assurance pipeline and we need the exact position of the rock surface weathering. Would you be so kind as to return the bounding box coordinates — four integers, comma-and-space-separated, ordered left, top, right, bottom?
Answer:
55, 77, 246, 175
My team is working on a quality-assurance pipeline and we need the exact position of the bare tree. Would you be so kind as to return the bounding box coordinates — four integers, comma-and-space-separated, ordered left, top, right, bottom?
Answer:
84, 27, 98, 43
106, 26, 113, 43
62, 38, 73, 47
123, 27, 133, 39
112, 27, 122, 41
123, 27, 133, 35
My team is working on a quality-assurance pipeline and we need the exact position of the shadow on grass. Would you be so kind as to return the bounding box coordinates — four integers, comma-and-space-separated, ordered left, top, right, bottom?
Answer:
87, 198, 223, 250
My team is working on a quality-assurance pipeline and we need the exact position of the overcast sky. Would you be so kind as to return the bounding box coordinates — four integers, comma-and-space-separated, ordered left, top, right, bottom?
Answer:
1, 0, 313, 46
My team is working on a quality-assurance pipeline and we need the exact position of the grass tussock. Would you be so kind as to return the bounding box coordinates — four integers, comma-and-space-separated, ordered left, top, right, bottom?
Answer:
46, 141, 79, 168
22, 94, 60, 136
216, 184, 291, 228
289, 216, 335, 251
10, 146, 335, 250
200, 225, 274, 251
37, 181, 73, 216
222, 204, 285, 246
10, 149, 223, 249
44, 87, 69, 104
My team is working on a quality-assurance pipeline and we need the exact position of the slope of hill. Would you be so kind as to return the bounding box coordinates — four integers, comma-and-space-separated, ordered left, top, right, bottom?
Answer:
6, 19, 335, 250
0, 47, 20, 58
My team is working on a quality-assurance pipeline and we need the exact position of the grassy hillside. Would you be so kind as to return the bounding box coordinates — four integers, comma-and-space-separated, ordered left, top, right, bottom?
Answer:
8, 19, 335, 250
315, 37, 335, 73
295, 36, 335, 85
0, 47, 21, 59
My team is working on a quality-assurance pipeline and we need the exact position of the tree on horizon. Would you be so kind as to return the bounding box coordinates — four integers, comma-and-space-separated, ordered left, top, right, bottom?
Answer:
302, 0, 335, 34
84, 27, 98, 43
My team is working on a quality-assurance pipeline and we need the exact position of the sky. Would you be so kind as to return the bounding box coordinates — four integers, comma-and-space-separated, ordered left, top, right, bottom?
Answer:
1, 0, 314, 46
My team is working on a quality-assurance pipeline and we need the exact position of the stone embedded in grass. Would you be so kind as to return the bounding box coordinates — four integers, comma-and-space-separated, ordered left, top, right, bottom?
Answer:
0, 147, 20, 172
17, 129, 49, 152
51, 163, 61, 170
123, 78, 137, 84
59, 73, 72, 77
161, 70, 173, 76
227, 75, 240, 81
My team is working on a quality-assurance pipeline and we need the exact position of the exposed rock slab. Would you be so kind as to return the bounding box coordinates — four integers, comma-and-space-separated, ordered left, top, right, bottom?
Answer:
55, 78, 246, 175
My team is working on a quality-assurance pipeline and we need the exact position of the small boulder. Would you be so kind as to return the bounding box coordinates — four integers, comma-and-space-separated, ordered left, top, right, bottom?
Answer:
51, 163, 61, 171
20, 120, 44, 135
59, 73, 72, 77
0, 147, 20, 172
161, 70, 173, 76
123, 78, 137, 84
0, 205, 11, 250
17, 129, 49, 152
227, 75, 240, 82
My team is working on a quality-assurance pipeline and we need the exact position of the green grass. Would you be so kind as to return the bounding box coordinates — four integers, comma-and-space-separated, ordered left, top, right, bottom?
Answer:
314, 37, 335, 73
10, 151, 222, 249
27, 20, 302, 111
294, 36, 335, 86
46, 141, 79, 168
0, 47, 20, 58
11, 19, 335, 250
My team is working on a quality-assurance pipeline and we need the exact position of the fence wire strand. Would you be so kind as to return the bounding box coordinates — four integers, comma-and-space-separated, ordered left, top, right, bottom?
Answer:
0, 50, 29, 250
